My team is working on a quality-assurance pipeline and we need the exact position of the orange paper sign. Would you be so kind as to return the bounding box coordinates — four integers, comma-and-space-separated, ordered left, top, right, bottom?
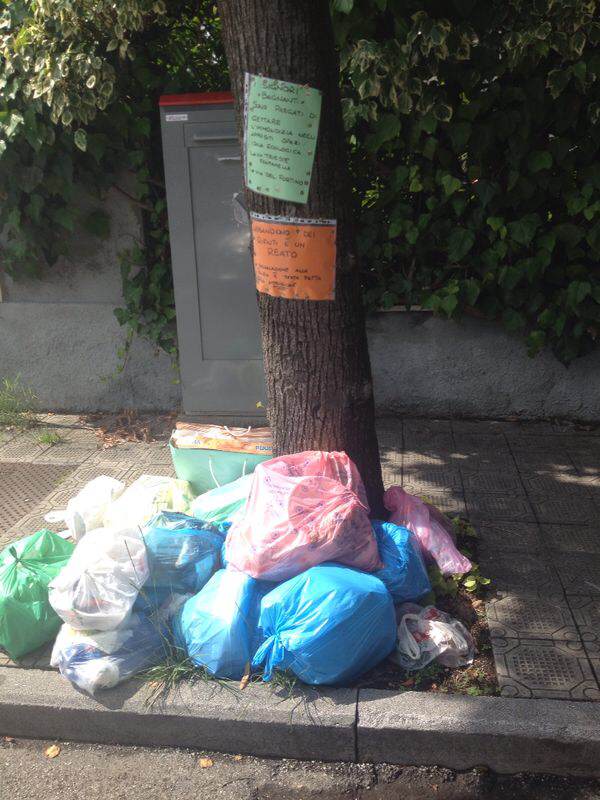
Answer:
250, 215, 336, 301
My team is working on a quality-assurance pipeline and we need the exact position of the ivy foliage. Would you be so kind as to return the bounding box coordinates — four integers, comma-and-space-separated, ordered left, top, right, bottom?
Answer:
0, 0, 227, 362
335, 0, 600, 362
2, 1, 600, 364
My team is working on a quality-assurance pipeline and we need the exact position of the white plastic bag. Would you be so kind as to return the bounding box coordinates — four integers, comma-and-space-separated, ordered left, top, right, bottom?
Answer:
103, 475, 194, 531
393, 603, 475, 671
45, 476, 125, 542
50, 612, 166, 694
49, 527, 149, 631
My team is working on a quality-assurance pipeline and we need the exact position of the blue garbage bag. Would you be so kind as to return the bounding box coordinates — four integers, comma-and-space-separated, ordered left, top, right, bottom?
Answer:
51, 612, 168, 695
172, 568, 274, 679
141, 511, 225, 594
252, 563, 397, 685
372, 520, 431, 603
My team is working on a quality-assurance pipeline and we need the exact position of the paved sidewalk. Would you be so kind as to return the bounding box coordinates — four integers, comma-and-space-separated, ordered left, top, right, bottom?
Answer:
1, 414, 600, 700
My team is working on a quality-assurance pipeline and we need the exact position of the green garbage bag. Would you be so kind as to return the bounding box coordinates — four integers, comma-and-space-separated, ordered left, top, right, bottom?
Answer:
189, 474, 253, 525
0, 529, 74, 660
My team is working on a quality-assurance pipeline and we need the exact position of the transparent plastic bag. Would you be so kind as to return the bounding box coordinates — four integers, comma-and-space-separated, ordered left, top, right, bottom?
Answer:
49, 527, 149, 631
104, 475, 194, 531
45, 476, 125, 542
226, 451, 380, 581
384, 486, 472, 576
393, 603, 475, 671
189, 474, 253, 526
51, 612, 168, 694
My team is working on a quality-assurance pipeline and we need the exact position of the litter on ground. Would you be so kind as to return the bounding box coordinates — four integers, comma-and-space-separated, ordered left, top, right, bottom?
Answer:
0, 423, 478, 695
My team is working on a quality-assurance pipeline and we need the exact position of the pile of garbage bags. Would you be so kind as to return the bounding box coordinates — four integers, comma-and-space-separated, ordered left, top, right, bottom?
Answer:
0, 453, 474, 696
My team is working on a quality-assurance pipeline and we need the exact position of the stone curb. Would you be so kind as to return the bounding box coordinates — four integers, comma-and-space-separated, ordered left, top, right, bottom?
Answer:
357, 688, 600, 777
2, 667, 600, 776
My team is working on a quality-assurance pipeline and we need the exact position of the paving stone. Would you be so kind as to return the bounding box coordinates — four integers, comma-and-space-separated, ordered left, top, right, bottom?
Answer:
120, 464, 178, 483
414, 491, 466, 516
0, 433, 54, 463
403, 449, 456, 469
85, 443, 161, 466
528, 494, 598, 525
381, 469, 402, 489
461, 471, 525, 495
0, 462, 75, 534
486, 595, 579, 643
403, 432, 455, 451
0, 643, 53, 671
451, 419, 508, 435
549, 552, 600, 596
453, 434, 512, 453
452, 452, 517, 473
37, 414, 82, 426
491, 637, 600, 700
567, 596, 600, 656
472, 520, 543, 555
465, 492, 535, 522
510, 450, 575, 472
522, 475, 597, 497
35, 447, 95, 466
541, 525, 600, 555
402, 468, 463, 495
478, 551, 563, 597
44, 463, 130, 506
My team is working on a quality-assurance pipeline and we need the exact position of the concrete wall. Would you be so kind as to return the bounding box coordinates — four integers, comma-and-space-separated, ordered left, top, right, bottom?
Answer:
0, 186, 181, 412
367, 311, 600, 421
2, 189, 600, 419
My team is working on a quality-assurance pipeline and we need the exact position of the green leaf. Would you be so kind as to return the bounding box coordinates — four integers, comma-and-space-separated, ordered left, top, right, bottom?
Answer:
53, 207, 75, 232
502, 308, 526, 332
440, 293, 458, 316
447, 228, 475, 262
486, 216, 504, 232
74, 129, 87, 152
527, 329, 546, 355
528, 150, 553, 173
507, 214, 540, 247
332, 0, 354, 12
441, 174, 462, 196
83, 209, 111, 239
364, 113, 401, 152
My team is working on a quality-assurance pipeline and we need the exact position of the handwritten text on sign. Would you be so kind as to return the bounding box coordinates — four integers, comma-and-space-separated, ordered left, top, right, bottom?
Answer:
250, 214, 336, 301
244, 74, 322, 204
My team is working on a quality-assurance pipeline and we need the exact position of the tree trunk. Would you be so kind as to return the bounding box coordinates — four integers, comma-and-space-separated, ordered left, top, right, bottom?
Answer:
219, 0, 385, 514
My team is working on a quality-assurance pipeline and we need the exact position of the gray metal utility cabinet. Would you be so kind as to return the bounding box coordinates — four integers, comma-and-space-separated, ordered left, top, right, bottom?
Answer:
160, 92, 265, 417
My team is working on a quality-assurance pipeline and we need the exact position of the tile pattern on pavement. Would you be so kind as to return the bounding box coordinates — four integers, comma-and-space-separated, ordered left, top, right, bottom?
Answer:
1, 414, 600, 701
378, 415, 600, 701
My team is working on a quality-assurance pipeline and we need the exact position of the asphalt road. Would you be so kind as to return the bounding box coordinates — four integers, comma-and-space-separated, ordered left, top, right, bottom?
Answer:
2, 738, 600, 800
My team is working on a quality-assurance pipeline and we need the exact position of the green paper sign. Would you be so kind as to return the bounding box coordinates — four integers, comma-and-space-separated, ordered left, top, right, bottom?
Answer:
245, 74, 322, 204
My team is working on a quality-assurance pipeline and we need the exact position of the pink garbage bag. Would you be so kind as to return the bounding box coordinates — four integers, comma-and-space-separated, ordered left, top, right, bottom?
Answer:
226, 451, 381, 581
384, 486, 471, 576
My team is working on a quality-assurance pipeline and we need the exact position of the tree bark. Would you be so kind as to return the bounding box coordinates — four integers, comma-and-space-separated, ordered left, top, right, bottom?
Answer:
219, 0, 385, 514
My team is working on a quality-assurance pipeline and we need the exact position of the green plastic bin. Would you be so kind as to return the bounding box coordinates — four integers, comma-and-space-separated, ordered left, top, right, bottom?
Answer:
169, 443, 270, 496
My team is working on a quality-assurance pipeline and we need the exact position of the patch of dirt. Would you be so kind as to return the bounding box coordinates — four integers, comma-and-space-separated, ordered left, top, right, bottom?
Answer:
80, 410, 177, 447
354, 520, 498, 697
